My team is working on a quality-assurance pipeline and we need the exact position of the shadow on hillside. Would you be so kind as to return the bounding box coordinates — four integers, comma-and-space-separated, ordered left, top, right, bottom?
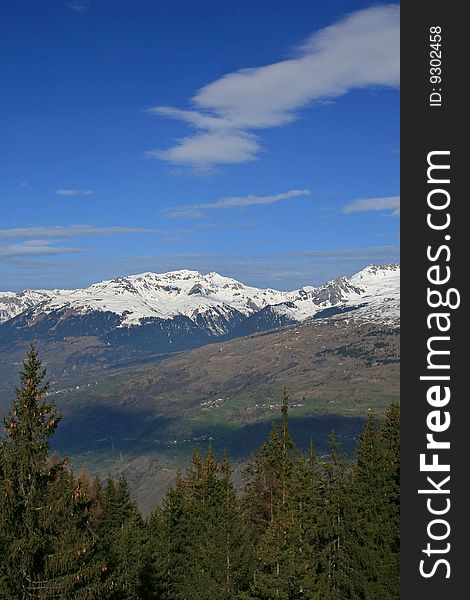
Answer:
52, 403, 365, 460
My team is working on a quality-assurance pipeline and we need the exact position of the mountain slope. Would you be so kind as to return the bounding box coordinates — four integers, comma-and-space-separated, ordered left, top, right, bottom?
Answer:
46, 316, 399, 513
0, 264, 399, 383
0, 266, 400, 513
0, 289, 56, 323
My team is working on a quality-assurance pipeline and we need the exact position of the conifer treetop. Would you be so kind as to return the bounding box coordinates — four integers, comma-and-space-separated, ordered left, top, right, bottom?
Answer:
3, 342, 60, 449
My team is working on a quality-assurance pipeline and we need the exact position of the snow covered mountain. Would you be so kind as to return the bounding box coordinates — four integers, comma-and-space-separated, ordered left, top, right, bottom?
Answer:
0, 265, 399, 352
271, 263, 399, 324
0, 289, 56, 324
22, 270, 289, 326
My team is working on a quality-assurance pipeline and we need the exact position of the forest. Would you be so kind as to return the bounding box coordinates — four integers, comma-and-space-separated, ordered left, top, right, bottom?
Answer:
0, 345, 399, 599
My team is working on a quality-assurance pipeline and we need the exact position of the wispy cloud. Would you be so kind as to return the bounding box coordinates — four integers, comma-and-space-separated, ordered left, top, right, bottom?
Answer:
147, 5, 399, 168
67, 1, 91, 13
55, 189, 95, 197
165, 189, 311, 218
168, 166, 223, 178
0, 240, 82, 258
342, 195, 400, 216
0, 225, 183, 239
197, 221, 257, 230
1, 246, 399, 291
146, 131, 262, 169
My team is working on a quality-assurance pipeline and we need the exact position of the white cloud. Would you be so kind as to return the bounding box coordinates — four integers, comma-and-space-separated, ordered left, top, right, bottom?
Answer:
342, 195, 400, 215
56, 189, 95, 197
0, 240, 82, 258
147, 107, 234, 131
0, 225, 183, 239
166, 189, 311, 218
148, 5, 399, 167
146, 131, 261, 166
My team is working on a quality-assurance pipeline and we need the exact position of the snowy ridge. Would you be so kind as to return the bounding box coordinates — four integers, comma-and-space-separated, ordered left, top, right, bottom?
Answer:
0, 264, 399, 330
0, 289, 57, 324
346, 263, 400, 324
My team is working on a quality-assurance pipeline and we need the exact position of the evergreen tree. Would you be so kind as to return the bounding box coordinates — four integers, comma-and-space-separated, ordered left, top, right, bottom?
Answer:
287, 445, 323, 598
218, 452, 254, 597
40, 464, 104, 598
152, 446, 252, 599
97, 475, 150, 598
347, 412, 384, 598
149, 470, 188, 600
191, 449, 252, 599
248, 391, 324, 599
1, 346, 401, 599
375, 403, 400, 598
345, 406, 400, 599
317, 432, 357, 600
242, 389, 297, 540
77, 467, 103, 532
0, 343, 102, 598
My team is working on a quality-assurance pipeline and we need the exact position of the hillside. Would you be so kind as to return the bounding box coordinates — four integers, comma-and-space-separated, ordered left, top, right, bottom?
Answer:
0, 265, 400, 512
44, 316, 399, 512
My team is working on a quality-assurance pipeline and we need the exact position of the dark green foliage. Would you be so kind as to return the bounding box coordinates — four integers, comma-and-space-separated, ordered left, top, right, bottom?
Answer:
371, 403, 400, 597
286, 447, 323, 598
0, 343, 102, 598
151, 446, 253, 599
1, 346, 400, 599
247, 391, 321, 599
242, 389, 297, 540
315, 432, 357, 600
316, 409, 400, 600
96, 476, 151, 598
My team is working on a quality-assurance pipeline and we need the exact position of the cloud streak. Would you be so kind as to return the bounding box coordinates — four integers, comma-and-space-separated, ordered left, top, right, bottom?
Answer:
55, 189, 96, 197
0, 240, 82, 258
166, 189, 311, 218
1, 245, 399, 291
0, 225, 184, 239
67, 1, 91, 13
147, 5, 399, 167
342, 195, 400, 216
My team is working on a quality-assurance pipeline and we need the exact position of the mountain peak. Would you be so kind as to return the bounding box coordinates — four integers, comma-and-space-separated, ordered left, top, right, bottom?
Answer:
0, 264, 399, 331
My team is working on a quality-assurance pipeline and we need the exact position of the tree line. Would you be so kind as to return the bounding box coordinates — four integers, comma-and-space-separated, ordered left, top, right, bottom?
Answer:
0, 345, 399, 599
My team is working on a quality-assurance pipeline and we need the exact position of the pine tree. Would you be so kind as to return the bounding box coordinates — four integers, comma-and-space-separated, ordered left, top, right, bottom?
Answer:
317, 431, 357, 600
347, 412, 384, 598
345, 406, 400, 599
0, 343, 102, 598
183, 446, 231, 599
151, 446, 253, 599
375, 403, 400, 598
247, 390, 324, 599
96, 475, 150, 598
191, 449, 252, 599
219, 451, 254, 597
288, 444, 323, 598
77, 467, 103, 532
149, 470, 188, 600
40, 464, 104, 598
242, 389, 297, 540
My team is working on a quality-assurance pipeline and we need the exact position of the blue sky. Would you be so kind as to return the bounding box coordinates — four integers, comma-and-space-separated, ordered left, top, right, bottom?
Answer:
1, 1, 399, 291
